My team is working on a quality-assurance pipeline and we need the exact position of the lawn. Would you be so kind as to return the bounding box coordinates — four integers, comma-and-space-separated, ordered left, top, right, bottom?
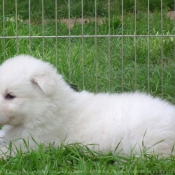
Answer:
0, 0, 175, 174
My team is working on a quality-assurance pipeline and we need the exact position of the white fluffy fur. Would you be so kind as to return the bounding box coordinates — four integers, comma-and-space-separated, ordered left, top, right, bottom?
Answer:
0, 54, 174, 157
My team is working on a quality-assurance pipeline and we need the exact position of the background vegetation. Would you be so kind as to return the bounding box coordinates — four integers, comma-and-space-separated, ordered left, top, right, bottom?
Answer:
0, 0, 175, 174
0, 0, 174, 20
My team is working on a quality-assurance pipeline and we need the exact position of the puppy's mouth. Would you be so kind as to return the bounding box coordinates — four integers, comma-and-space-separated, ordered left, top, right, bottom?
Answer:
0, 116, 18, 126
0, 119, 10, 125
0, 120, 9, 126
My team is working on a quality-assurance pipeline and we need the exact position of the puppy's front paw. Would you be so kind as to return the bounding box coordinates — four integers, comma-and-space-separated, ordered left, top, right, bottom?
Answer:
0, 145, 9, 159
0, 130, 5, 145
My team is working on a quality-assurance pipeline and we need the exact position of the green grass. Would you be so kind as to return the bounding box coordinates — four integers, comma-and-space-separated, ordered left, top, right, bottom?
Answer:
0, 0, 174, 20
0, 0, 175, 174
1, 143, 175, 174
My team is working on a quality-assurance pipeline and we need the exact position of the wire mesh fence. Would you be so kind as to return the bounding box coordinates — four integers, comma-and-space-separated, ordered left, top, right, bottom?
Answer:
0, 0, 175, 99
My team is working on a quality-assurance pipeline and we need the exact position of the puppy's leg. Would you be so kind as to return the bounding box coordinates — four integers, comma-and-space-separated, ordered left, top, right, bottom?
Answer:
0, 143, 22, 159
0, 130, 5, 145
0, 145, 12, 159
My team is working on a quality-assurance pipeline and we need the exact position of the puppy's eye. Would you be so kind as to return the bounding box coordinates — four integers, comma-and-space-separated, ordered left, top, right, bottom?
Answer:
5, 93, 15, 100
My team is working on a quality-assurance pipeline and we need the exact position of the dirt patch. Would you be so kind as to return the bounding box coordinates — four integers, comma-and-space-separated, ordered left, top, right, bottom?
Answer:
24, 18, 104, 28
167, 11, 175, 20
60, 18, 104, 29
24, 11, 174, 28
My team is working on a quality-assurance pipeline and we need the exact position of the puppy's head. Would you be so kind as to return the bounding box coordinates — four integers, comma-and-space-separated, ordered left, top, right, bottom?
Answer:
0, 55, 60, 126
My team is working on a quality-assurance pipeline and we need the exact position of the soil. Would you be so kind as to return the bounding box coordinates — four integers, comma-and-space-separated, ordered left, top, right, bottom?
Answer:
24, 18, 104, 28
166, 11, 175, 20
24, 11, 174, 29
59, 18, 104, 29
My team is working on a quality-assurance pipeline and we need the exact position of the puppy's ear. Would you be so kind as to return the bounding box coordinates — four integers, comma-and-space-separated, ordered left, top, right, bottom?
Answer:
31, 75, 56, 96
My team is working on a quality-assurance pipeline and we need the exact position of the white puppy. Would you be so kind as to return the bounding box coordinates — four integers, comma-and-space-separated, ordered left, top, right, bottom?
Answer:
0, 54, 174, 157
